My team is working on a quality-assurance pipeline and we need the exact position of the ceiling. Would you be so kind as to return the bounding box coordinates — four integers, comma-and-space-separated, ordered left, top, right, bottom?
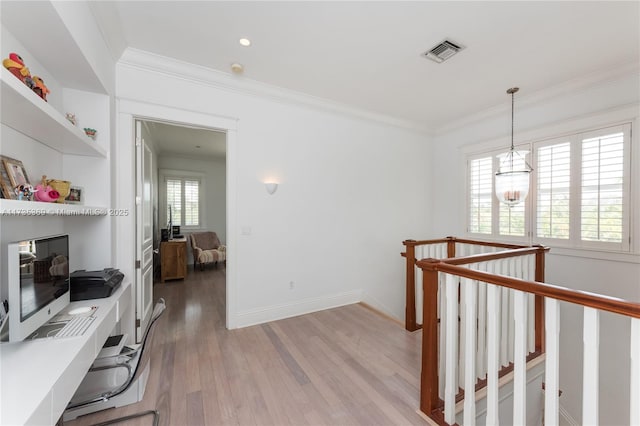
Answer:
143, 121, 226, 160
92, 1, 640, 130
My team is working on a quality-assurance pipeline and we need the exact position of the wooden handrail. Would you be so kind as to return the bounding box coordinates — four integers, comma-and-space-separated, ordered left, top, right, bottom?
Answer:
403, 236, 529, 250
441, 246, 549, 266
417, 260, 640, 319
403, 238, 451, 247
452, 238, 530, 250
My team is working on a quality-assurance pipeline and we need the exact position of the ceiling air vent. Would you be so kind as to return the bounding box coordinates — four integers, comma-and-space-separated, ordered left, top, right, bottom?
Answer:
424, 40, 464, 63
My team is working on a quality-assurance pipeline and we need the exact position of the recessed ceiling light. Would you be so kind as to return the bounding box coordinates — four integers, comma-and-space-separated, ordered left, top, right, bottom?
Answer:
239, 38, 251, 47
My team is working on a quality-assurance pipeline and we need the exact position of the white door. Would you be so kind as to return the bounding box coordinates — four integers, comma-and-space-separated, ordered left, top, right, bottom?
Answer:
135, 120, 154, 341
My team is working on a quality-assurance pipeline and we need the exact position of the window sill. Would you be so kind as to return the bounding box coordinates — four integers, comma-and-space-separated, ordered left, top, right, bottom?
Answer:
464, 233, 639, 264
544, 246, 640, 264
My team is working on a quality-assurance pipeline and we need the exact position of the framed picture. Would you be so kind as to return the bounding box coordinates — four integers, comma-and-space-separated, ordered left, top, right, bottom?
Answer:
66, 185, 83, 204
0, 155, 30, 199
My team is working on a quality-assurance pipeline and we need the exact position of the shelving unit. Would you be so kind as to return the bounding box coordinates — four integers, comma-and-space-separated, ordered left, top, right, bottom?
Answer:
0, 199, 107, 216
0, 67, 107, 158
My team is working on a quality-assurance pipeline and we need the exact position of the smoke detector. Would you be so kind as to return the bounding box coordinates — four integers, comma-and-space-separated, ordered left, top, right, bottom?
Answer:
231, 63, 244, 74
423, 40, 464, 63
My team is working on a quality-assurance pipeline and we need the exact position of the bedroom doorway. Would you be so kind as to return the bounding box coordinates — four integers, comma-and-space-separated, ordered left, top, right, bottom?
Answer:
134, 119, 228, 337
117, 100, 238, 338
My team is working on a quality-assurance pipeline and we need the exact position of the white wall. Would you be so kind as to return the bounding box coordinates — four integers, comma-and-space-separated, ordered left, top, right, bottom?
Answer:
157, 155, 226, 243
116, 50, 432, 325
430, 70, 640, 425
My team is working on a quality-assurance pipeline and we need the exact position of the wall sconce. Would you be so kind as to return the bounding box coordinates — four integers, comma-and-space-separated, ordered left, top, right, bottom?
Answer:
265, 182, 278, 195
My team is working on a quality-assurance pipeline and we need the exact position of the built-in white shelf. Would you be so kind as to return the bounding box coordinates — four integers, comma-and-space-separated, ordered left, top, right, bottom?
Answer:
0, 199, 107, 216
0, 67, 107, 158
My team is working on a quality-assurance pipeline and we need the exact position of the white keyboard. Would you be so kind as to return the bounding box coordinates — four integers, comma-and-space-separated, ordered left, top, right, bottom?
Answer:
55, 316, 96, 338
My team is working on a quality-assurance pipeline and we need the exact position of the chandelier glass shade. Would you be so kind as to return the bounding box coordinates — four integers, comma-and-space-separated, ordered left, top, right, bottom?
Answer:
495, 87, 532, 206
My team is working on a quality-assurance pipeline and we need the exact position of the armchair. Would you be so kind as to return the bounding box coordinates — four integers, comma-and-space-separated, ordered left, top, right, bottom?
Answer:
190, 231, 226, 270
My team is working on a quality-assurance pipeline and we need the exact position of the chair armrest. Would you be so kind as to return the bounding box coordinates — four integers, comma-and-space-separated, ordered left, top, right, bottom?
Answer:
218, 245, 226, 252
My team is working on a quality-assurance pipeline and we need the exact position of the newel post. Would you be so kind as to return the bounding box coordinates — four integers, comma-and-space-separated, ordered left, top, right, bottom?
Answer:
403, 240, 419, 332
417, 258, 441, 416
534, 245, 549, 352
446, 236, 456, 258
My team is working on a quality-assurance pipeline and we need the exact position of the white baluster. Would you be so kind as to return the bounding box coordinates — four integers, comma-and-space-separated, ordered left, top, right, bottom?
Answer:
527, 255, 535, 354
513, 290, 527, 425
439, 272, 446, 398
444, 273, 459, 424
583, 307, 599, 425
500, 261, 510, 367
631, 318, 640, 426
544, 298, 560, 426
486, 281, 501, 425
459, 273, 467, 389
477, 280, 487, 380
463, 277, 478, 426
506, 258, 516, 365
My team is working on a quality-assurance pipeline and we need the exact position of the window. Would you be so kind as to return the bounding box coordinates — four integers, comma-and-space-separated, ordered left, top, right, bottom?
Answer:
580, 130, 625, 244
468, 156, 493, 234
466, 123, 631, 252
165, 176, 201, 228
536, 140, 570, 239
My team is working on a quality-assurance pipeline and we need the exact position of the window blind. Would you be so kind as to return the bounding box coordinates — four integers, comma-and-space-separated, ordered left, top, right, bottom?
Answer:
469, 157, 493, 234
581, 132, 624, 243
536, 142, 570, 239
166, 178, 182, 226
184, 179, 199, 227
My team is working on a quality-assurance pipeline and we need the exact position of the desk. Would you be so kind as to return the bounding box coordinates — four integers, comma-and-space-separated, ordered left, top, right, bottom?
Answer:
0, 281, 132, 425
160, 238, 187, 282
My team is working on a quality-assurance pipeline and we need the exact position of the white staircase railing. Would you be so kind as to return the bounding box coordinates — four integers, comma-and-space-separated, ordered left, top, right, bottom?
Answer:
417, 259, 640, 426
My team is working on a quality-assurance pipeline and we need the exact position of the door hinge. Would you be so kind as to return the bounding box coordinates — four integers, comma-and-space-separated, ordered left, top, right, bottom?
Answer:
135, 137, 142, 147
135, 260, 141, 269
136, 319, 141, 327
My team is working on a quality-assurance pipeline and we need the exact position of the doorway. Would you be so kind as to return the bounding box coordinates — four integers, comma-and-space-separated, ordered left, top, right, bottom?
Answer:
116, 100, 239, 339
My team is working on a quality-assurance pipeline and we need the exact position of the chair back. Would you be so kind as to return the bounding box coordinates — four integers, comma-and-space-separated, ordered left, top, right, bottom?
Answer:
129, 298, 166, 385
190, 232, 220, 251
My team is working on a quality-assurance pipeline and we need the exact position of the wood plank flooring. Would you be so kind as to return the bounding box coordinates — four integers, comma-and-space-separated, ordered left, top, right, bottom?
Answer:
65, 266, 426, 425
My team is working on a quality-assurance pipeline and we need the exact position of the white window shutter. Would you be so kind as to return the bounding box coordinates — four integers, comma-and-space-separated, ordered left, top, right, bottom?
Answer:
536, 142, 571, 239
580, 130, 625, 245
469, 157, 493, 234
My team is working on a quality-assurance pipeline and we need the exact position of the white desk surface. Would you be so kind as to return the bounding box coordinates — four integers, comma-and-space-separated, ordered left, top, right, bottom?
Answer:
0, 281, 131, 426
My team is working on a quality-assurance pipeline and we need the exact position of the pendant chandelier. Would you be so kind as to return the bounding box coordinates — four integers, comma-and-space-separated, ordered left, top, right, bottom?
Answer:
495, 87, 533, 206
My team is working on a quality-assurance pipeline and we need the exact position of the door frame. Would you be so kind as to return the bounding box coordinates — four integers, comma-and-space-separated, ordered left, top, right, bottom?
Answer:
115, 99, 239, 334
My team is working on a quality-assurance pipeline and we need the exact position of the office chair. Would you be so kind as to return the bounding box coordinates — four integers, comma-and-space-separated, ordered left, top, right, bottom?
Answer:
63, 298, 166, 424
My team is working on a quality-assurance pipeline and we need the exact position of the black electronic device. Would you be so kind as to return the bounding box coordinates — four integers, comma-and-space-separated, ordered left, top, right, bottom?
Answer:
70, 268, 124, 301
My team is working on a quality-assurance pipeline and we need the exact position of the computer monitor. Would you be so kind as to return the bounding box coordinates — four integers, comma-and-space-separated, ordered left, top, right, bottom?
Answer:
7, 234, 70, 341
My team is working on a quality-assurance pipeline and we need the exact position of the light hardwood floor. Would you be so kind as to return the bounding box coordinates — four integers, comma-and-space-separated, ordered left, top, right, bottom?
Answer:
66, 266, 426, 425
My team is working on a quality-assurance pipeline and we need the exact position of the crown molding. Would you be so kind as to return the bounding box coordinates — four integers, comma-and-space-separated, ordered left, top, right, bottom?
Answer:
118, 48, 432, 135
436, 61, 640, 136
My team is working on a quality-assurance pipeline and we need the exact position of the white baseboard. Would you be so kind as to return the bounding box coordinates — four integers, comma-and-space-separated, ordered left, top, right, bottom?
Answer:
234, 289, 363, 328
360, 291, 403, 324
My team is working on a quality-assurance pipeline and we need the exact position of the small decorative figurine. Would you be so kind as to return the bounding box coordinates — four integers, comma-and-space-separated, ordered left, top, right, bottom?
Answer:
14, 184, 35, 201
83, 128, 97, 140
33, 175, 60, 203
31, 76, 50, 101
3, 52, 35, 89
65, 113, 77, 126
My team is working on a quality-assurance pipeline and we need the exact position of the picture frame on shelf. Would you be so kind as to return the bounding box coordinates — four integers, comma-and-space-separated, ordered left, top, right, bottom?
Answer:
2, 156, 30, 188
0, 155, 29, 199
66, 185, 83, 204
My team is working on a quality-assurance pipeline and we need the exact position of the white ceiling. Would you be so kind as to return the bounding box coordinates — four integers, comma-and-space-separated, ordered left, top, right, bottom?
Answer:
143, 121, 226, 160
93, 1, 639, 130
